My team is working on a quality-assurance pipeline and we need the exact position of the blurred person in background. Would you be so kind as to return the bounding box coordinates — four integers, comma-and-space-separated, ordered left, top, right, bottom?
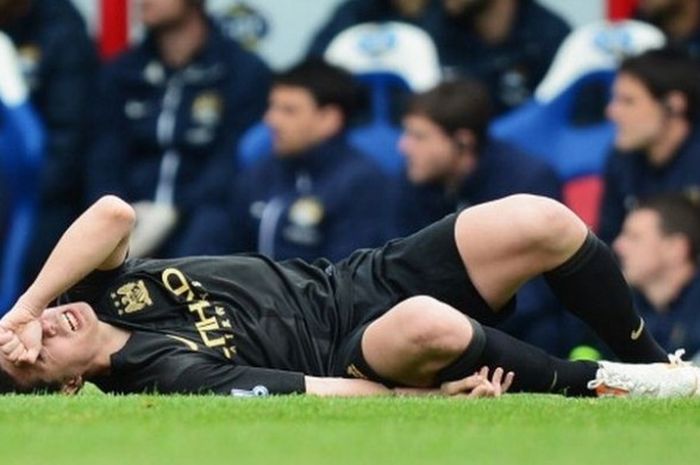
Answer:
429, 0, 570, 113
0, 0, 98, 283
86, 0, 270, 258
600, 48, 700, 243
613, 193, 700, 360
228, 59, 392, 262
636, 0, 700, 58
396, 78, 560, 236
396, 78, 574, 357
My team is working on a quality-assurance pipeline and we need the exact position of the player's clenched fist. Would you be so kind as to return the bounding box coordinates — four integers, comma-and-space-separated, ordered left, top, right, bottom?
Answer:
0, 302, 43, 364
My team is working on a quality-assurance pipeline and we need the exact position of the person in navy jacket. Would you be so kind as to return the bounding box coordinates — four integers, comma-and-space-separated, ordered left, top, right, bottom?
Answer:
613, 193, 700, 360
86, 0, 270, 258
600, 49, 700, 244
396, 78, 561, 236
396, 78, 574, 357
0, 0, 98, 281
230, 59, 393, 262
426, 0, 570, 114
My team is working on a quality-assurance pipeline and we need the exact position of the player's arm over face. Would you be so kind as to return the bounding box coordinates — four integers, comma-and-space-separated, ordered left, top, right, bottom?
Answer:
0, 195, 135, 362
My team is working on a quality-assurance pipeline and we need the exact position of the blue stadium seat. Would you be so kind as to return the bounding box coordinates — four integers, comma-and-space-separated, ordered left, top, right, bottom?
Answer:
0, 33, 44, 314
237, 121, 272, 170
347, 72, 407, 175
325, 22, 441, 176
491, 70, 616, 180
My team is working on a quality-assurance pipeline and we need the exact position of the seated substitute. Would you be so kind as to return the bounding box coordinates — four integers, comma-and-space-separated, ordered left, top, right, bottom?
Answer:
229, 59, 393, 262
395, 77, 560, 236
1, 195, 699, 398
614, 193, 700, 360
427, 0, 570, 113
87, 0, 271, 258
600, 48, 700, 243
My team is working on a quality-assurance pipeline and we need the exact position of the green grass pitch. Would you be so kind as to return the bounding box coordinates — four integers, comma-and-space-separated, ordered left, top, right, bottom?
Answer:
2, 389, 699, 465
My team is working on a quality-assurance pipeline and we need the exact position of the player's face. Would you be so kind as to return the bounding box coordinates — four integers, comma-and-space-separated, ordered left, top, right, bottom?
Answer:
613, 209, 670, 286
399, 114, 463, 185
265, 85, 336, 156
0, 303, 101, 387
139, 0, 195, 29
607, 73, 666, 153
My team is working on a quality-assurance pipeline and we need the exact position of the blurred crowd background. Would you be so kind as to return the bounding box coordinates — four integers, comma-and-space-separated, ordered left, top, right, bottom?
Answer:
2, 0, 700, 363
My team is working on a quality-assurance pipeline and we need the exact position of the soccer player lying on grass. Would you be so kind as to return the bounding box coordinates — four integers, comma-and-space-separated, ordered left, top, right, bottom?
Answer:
0, 195, 699, 398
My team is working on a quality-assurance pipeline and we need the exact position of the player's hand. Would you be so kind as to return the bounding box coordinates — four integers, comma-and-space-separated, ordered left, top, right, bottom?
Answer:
440, 366, 515, 398
0, 301, 43, 364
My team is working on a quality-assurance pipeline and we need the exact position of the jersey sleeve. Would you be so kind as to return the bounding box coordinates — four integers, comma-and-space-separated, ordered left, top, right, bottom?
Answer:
109, 345, 307, 396
162, 357, 307, 396
59, 265, 125, 306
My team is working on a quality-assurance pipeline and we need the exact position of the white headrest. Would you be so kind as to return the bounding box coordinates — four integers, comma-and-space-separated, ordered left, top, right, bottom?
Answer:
324, 21, 441, 92
0, 32, 28, 106
535, 20, 666, 103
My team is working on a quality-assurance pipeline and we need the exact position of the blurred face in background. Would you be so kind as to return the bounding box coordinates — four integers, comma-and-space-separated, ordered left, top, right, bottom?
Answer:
613, 209, 678, 287
399, 114, 474, 186
442, 0, 491, 17
637, 0, 685, 23
606, 73, 667, 152
265, 85, 341, 156
392, 0, 431, 17
140, 0, 201, 30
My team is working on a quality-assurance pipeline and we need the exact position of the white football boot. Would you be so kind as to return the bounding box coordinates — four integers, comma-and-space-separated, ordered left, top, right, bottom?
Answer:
588, 350, 700, 398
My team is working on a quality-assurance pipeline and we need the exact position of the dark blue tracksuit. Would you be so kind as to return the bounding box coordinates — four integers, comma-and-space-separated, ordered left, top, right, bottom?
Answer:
426, 0, 570, 113
2, 0, 98, 280
396, 138, 577, 357
87, 21, 270, 256
395, 138, 562, 236
599, 128, 700, 244
230, 135, 394, 262
633, 273, 700, 360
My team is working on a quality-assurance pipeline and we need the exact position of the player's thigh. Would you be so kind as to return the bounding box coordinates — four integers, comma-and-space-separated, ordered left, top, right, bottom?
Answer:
454, 194, 587, 310
361, 296, 473, 387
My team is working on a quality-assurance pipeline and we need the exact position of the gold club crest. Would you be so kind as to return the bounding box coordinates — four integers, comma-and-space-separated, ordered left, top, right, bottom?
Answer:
113, 280, 153, 314
192, 92, 223, 126
289, 197, 324, 227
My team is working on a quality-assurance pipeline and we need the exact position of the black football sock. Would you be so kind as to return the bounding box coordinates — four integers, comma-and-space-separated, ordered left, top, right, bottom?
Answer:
544, 232, 667, 363
437, 321, 599, 397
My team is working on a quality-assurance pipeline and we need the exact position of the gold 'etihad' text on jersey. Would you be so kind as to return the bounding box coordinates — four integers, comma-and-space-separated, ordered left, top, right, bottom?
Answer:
161, 267, 236, 359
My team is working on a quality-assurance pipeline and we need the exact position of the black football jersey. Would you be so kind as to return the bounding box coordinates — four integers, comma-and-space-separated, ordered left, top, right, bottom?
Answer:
62, 254, 352, 395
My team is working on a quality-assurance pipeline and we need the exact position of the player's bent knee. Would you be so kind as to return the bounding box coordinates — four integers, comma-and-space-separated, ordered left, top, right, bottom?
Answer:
396, 296, 473, 358
506, 195, 586, 256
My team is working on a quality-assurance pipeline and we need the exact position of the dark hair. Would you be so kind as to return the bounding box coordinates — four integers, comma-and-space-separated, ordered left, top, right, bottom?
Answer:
619, 48, 700, 123
272, 58, 363, 124
636, 191, 700, 264
405, 78, 493, 149
0, 366, 61, 395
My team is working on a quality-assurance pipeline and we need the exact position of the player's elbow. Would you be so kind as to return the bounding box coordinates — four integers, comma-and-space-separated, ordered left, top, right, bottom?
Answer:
94, 195, 136, 230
